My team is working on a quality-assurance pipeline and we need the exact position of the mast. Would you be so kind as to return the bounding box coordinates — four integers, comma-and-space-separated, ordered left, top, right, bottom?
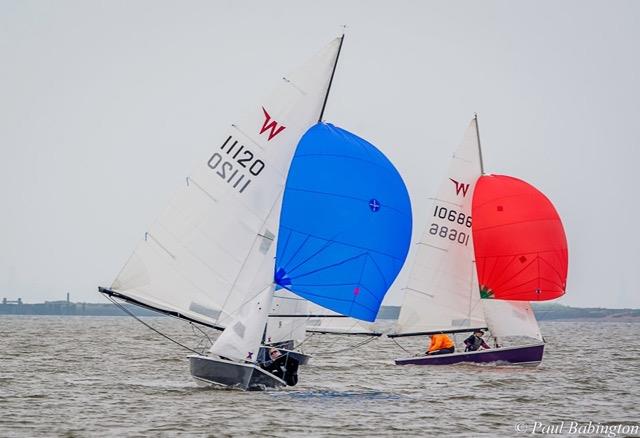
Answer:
474, 113, 485, 175
318, 34, 345, 123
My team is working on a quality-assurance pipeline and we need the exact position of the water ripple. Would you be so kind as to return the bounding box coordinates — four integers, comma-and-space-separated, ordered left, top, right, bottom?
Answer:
1, 316, 639, 436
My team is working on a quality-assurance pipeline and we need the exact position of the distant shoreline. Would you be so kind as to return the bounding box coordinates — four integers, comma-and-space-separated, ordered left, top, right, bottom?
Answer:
1, 300, 639, 322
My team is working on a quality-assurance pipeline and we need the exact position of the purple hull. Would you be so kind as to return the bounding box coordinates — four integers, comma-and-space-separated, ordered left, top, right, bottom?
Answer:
395, 343, 544, 367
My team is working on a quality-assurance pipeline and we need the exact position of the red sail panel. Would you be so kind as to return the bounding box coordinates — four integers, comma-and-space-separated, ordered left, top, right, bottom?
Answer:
472, 175, 568, 301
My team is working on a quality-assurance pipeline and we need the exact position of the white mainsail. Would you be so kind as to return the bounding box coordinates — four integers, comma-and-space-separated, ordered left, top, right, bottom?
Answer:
266, 290, 309, 345
109, 39, 343, 333
394, 119, 486, 335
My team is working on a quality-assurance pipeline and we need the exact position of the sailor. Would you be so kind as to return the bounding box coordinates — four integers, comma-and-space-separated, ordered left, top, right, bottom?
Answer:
262, 348, 284, 375
464, 329, 491, 352
269, 347, 283, 361
262, 348, 299, 386
426, 333, 455, 355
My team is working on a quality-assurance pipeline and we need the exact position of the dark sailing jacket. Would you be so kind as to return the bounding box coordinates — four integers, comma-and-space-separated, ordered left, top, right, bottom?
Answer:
464, 334, 490, 351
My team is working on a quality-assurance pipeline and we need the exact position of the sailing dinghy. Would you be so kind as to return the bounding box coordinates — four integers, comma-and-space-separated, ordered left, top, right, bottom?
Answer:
100, 36, 412, 390
390, 116, 568, 366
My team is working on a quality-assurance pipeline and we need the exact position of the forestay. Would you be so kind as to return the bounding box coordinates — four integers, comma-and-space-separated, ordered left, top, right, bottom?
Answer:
108, 39, 343, 328
394, 119, 486, 335
274, 123, 413, 322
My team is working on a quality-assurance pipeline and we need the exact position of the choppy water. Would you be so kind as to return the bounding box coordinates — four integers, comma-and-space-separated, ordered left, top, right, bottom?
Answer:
1, 316, 639, 437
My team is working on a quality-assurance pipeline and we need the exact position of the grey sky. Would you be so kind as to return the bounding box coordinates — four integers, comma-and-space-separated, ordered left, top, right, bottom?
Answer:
1, 1, 638, 308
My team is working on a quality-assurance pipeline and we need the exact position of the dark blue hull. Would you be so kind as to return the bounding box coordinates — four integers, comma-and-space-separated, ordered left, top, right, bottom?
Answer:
395, 343, 544, 366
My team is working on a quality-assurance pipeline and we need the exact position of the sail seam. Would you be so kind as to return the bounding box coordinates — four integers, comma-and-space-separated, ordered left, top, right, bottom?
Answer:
285, 186, 411, 218
282, 236, 337, 276
474, 217, 564, 233
279, 225, 407, 262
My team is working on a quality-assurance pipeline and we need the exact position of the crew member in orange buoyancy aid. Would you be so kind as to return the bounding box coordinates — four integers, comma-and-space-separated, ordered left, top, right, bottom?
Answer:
426, 333, 455, 355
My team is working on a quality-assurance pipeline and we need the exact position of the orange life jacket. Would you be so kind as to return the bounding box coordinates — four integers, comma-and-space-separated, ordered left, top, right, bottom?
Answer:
428, 334, 455, 352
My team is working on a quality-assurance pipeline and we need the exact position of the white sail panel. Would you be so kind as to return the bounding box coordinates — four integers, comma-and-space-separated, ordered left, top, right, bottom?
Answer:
483, 300, 543, 341
110, 39, 342, 328
266, 290, 308, 344
305, 304, 380, 335
306, 317, 380, 335
395, 119, 486, 334
209, 285, 274, 363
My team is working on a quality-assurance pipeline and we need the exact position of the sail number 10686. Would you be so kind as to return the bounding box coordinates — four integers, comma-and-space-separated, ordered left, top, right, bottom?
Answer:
428, 205, 472, 246
433, 206, 472, 228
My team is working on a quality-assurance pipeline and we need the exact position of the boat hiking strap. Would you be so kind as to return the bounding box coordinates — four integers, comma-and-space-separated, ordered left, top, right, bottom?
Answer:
106, 295, 202, 355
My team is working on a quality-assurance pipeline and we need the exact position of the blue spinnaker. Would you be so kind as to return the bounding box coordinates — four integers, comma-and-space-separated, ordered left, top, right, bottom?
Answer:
274, 123, 412, 321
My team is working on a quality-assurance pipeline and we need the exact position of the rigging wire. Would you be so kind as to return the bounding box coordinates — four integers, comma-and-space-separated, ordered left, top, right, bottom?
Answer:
108, 294, 383, 359
312, 335, 378, 356
106, 295, 202, 355
389, 336, 413, 355
190, 322, 214, 354
294, 332, 317, 349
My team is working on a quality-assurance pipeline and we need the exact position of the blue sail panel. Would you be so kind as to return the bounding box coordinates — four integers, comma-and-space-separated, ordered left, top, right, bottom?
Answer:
274, 123, 413, 321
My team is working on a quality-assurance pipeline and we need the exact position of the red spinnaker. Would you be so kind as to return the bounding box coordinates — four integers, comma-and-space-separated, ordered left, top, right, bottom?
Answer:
472, 175, 568, 301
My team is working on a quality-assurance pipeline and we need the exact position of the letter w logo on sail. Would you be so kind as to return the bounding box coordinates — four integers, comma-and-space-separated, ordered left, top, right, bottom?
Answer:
259, 107, 286, 141
449, 178, 470, 197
